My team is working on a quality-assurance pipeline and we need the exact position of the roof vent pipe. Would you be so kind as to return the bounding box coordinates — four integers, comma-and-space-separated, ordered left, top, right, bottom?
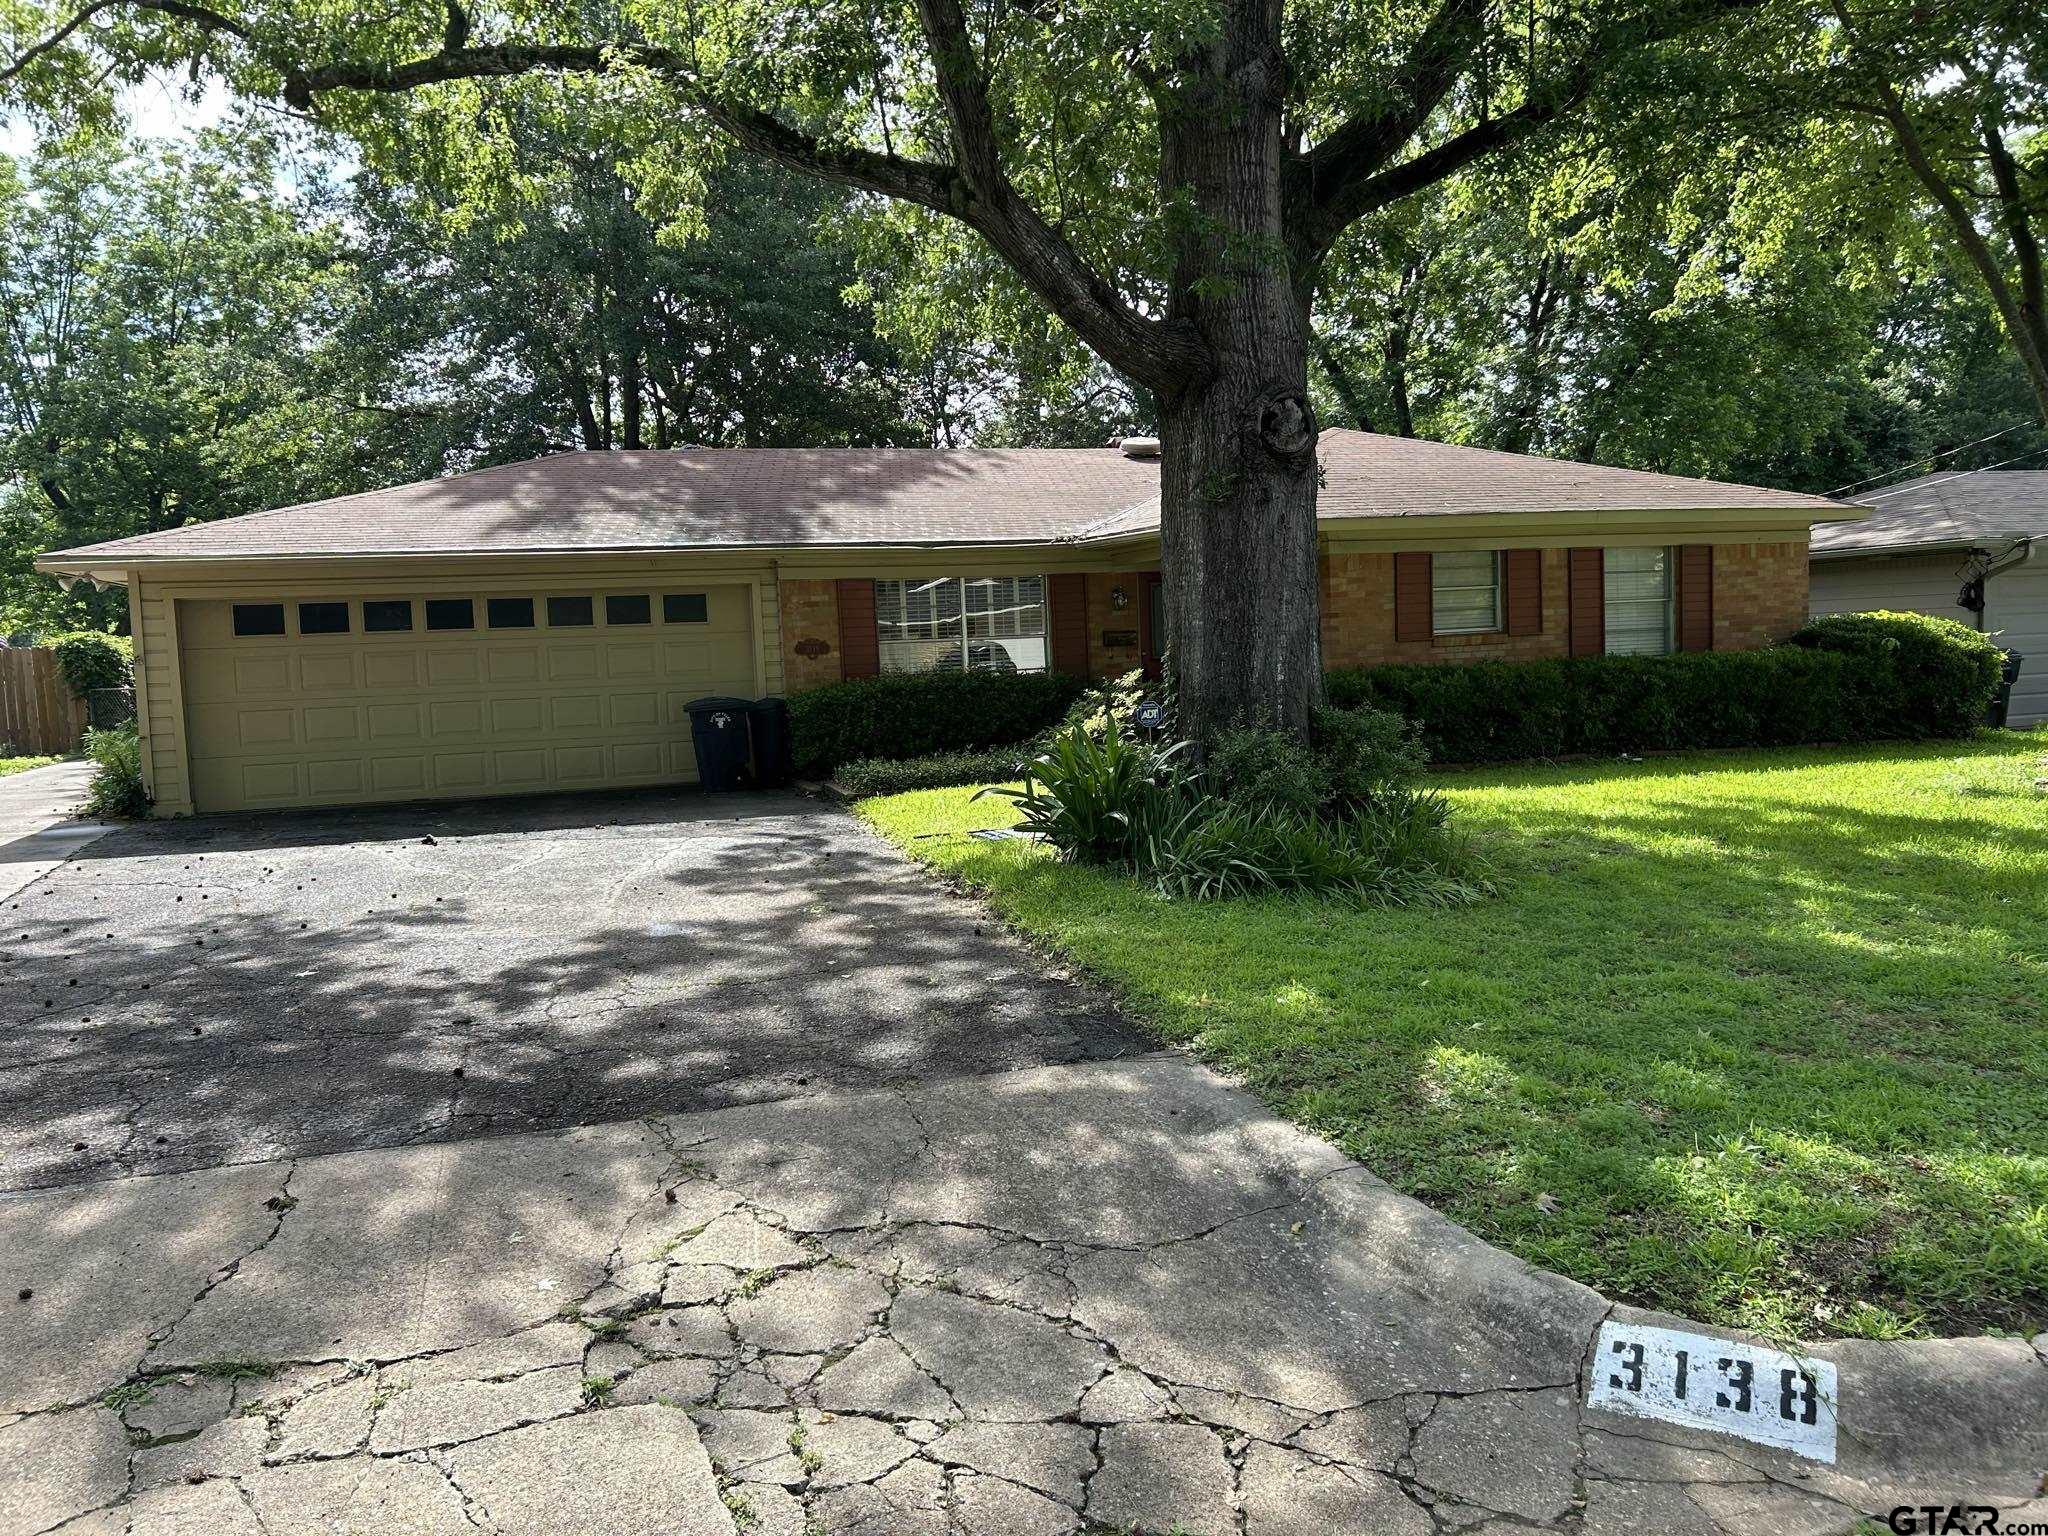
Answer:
1118, 436, 1162, 460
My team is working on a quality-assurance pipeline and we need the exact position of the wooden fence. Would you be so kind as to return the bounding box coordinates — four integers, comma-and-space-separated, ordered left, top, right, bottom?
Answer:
0, 647, 87, 756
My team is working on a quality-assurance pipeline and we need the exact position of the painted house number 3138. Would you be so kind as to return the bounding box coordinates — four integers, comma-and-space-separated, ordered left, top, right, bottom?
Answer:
1584, 1320, 1840, 1463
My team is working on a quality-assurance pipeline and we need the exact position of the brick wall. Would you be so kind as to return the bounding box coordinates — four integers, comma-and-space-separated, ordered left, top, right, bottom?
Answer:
778, 578, 843, 691
781, 542, 1811, 691
1085, 572, 1147, 678
1711, 539, 1810, 651
1322, 551, 1573, 669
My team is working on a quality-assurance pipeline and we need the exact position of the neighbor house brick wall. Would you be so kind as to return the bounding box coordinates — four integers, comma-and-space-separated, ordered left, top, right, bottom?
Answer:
1321, 550, 1572, 669
777, 578, 844, 691
1711, 539, 1809, 651
1086, 572, 1147, 677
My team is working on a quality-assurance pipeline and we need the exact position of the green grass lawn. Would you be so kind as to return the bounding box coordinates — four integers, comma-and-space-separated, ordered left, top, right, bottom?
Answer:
860, 733, 2048, 1341
0, 755, 59, 776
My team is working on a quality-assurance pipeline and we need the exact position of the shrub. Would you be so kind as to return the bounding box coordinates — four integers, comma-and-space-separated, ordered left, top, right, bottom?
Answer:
1326, 614, 1999, 765
1207, 728, 1326, 816
81, 724, 149, 818
1789, 610, 2005, 738
977, 715, 1190, 863
1206, 704, 1425, 818
50, 631, 133, 697
1312, 703, 1427, 809
835, 747, 1032, 797
982, 717, 1488, 907
787, 670, 1087, 776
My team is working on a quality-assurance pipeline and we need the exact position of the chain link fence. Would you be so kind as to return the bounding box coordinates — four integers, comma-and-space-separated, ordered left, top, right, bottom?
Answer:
86, 686, 136, 730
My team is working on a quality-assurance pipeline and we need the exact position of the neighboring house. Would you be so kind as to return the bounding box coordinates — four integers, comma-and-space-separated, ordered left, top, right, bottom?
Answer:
1809, 471, 2044, 727
37, 429, 1851, 815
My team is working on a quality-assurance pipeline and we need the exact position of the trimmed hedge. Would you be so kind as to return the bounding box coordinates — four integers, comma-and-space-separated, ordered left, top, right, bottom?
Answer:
788, 670, 1087, 776
50, 631, 133, 697
835, 747, 1031, 798
1326, 612, 2005, 765
1788, 609, 2006, 738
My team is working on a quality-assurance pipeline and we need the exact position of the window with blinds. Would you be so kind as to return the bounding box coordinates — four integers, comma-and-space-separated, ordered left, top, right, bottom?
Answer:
875, 576, 1048, 674
1430, 550, 1501, 634
1604, 547, 1675, 655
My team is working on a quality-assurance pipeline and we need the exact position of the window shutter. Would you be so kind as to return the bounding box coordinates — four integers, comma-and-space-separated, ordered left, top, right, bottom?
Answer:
1046, 573, 1089, 676
835, 579, 879, 678
1393, 552, 1433, 643
1677, 544, 1714, 652
1503, 549, 1542, 636
1567, 548, 1604, 657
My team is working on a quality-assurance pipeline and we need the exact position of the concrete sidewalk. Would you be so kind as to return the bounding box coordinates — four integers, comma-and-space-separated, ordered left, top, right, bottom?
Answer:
4, 1056, 2041, 1536
0, 759, 107, 904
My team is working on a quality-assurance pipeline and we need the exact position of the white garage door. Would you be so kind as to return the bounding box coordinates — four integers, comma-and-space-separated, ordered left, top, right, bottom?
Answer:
179, 585, 759, 812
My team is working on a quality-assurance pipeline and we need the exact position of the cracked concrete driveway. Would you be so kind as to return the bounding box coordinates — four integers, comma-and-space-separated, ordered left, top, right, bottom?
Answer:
4, 792, 2044, 1535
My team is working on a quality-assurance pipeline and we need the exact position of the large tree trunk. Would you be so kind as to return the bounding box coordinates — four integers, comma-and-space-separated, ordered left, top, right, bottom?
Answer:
1155, 0, 1324, 746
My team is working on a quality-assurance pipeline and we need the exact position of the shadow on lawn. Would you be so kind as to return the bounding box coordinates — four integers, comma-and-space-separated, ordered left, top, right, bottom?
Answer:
928, 739, 2046, 1337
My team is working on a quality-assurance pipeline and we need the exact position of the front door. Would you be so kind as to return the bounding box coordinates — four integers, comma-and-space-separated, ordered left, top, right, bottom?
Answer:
1140, 573, 1165, 680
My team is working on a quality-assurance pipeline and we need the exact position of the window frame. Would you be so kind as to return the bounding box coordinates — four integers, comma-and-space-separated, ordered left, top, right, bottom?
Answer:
1602, 546, 1677, 656
1429, 551, 1503, 637
231, 602, 287, 638
486, 597, 536, 630
296, 601, 350, 636
873, 574, 1048, 676
361, 599, 415, 634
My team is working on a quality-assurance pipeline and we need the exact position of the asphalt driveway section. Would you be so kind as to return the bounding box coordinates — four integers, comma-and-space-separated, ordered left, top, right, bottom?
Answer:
1, 790, 1137, 1192
4, 1058, 2041, 1536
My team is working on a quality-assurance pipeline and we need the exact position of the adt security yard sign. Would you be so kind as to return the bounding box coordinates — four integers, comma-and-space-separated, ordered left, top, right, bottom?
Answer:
1586, 1320, 1838, 1463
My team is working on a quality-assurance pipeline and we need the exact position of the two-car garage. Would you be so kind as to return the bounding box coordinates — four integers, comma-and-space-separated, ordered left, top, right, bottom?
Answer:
175, 581, 762, 813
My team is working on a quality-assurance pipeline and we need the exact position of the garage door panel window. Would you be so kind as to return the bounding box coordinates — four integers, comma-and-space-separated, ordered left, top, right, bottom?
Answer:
1431, 552, 1501, 635
1605, 547, 1675, 655
875, 575, 1046, 674
605, 594, 652, 626
487, 597, 535, 629
297, 601, 350, 636
547, 596, 594, 627
363, 600, 414, 633
425, 598, 475, 631
232, 603, 286, 638
663, 593, 709, 624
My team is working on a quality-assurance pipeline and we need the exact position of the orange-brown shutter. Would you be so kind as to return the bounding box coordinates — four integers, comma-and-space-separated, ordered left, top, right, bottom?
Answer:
1046, 573, 1089, 676
1393, 552, 1432, 643
1676, 544, 1714, 652
1567, 548, 1604, 657
835, 579, 879, 678
1503, 549, 1542, 636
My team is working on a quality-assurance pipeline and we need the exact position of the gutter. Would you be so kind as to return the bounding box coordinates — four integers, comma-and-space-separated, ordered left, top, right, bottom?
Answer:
36, 503, 1855, 582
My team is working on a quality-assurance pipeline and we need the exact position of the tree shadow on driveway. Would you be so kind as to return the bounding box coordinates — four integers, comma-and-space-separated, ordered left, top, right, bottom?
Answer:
1, 789, 1141, 1192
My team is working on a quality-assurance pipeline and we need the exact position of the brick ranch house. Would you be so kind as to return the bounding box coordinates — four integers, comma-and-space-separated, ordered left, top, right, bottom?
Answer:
38, 429, 1853, 816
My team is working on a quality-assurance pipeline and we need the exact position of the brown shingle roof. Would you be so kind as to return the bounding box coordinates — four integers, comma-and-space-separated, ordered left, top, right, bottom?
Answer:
1810, 470, 2047, 556
39, 429, 1850, 567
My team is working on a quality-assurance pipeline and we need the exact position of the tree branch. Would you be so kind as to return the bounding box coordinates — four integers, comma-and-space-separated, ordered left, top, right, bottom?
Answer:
1288, 0, 1756, 268
1284, 0, 1485, 240
4, 0, 1207, 391
907, 0, 1207, 389
0, 0, 252, 88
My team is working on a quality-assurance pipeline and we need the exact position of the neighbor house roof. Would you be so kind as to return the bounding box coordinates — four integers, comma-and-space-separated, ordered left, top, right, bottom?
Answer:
38, 429, 1852, 570
1811, 470, 2048, 558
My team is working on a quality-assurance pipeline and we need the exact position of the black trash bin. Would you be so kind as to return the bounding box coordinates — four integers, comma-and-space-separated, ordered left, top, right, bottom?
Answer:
745, 697, 793, 788
1986, 650, 2024, 728
685, 696, 755, 791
